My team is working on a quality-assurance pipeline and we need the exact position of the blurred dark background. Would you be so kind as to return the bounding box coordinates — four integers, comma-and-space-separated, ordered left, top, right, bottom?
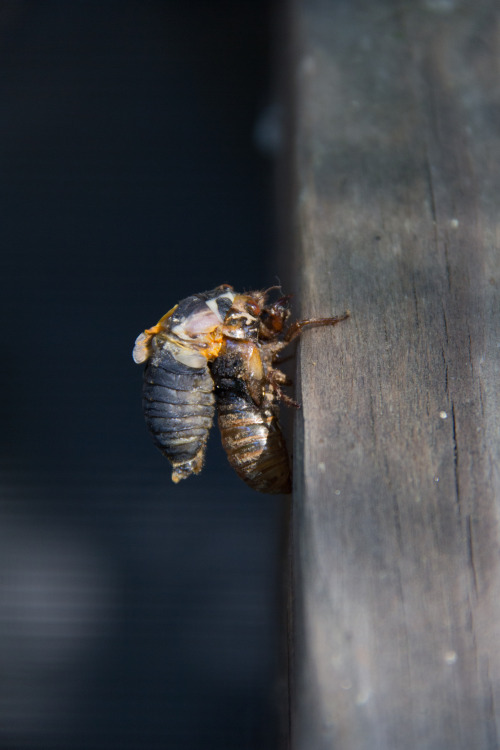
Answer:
0, 2, 286, 748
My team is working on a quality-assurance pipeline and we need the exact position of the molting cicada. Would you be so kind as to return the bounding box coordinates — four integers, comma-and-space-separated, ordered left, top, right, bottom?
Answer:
133, 285, 349, 494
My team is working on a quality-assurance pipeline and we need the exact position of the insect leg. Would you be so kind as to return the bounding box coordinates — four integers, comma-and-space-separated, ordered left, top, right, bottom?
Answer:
284, 311, 350, 343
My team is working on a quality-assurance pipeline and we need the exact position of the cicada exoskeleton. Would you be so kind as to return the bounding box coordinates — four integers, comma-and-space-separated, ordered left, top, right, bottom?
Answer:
210, 292, 349, 493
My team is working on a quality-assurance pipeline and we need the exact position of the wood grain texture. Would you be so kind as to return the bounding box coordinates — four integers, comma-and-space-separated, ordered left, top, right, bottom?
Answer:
288, 1, 500, 748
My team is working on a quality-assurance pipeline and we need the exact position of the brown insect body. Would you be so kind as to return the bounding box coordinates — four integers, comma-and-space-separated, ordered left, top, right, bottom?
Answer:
210, 336, 292, 495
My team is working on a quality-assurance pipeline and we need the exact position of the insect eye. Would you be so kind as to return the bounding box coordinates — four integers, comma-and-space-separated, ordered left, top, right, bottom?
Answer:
246, 300, 260, 316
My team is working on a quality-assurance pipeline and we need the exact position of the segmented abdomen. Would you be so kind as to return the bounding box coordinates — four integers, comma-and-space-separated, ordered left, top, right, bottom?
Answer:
216, 393, 291, 495
143, 349, 214, 483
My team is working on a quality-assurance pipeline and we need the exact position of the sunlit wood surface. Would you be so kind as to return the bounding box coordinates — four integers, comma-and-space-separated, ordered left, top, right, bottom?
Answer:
288, 1, 500, 747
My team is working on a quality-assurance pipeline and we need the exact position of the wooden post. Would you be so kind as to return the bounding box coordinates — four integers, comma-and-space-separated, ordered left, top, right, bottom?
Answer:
288, 1, 500, 748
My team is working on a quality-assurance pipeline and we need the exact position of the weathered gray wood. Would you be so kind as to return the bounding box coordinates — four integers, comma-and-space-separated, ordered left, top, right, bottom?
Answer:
288, 1, 500, 748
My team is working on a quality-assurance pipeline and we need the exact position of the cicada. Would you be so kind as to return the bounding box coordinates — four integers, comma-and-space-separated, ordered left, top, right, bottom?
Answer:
133, 285, 348, 493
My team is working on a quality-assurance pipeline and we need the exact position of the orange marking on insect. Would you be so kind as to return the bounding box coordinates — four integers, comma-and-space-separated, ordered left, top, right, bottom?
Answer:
199, 336, 224, 361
